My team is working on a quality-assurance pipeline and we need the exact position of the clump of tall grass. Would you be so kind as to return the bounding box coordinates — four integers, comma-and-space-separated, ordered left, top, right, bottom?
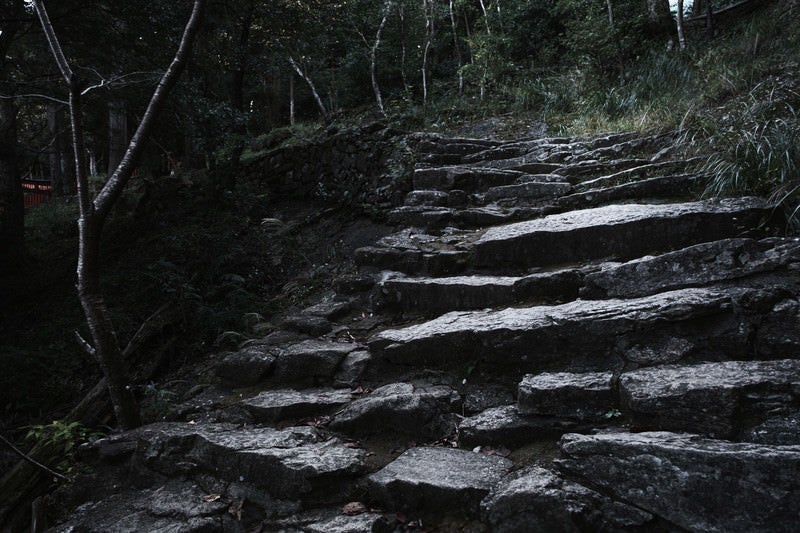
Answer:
694, 82, 800, 231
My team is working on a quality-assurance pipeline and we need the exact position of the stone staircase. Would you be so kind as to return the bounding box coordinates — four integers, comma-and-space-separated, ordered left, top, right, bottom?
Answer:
48, 131, 800, 532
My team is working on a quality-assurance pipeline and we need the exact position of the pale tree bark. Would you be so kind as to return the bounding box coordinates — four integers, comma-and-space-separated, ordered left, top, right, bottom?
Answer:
287, 55, 329, 118
676, 0, 687, 49
397, 2, 410, 93
370, 0, 393, 116
31, 0, 206, 430
289, 74, 295, 126
448, 0, 464, 94
421, 0, 435, 107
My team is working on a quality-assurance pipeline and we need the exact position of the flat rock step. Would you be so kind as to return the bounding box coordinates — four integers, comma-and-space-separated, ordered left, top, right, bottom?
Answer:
375, 270, 583, 315
474, 197, 773, 269
619, 359, 800, 440
367, 446, 512, 517
368, 285, 798, 373
93, 423, 365, 501
558, 431, 800, 532
582, 236, 800, 299
413, 166, 551, 192
481, 465, 652, 532
242, 388, 353, 423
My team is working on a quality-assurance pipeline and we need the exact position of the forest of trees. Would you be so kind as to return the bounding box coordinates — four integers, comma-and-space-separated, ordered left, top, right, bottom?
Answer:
0, 0, 742, 264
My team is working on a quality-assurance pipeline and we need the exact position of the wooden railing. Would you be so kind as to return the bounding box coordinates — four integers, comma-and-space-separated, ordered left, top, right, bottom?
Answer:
21, 179, 52, 208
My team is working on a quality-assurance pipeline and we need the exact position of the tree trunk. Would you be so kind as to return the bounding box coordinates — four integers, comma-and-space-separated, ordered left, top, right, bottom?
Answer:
422, 0, 434, 108
676, 0, 687, 49
287, 55, 328, 118
0, 98, 23, 278
370, 1, 393, 117
449, 0, 464, 94
32, 0, 206, 430
289, 73, 295, 126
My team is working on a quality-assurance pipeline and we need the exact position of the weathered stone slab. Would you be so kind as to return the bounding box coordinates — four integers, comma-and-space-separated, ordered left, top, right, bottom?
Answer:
329, 382, 459, 439
619, 359, 800, 438
46, 480, 231, 533
124, 423, 365, 500
518, 371, 615, 419
481, 466, 652, 533
269, 340, 360, 385
367, 447, 512, 515
474, 198, 772, 269
377, 274, 519, 314
368, 287, 738, 371
458, 405, 587, 448
582, 237, 800, 299
216, 345, 278, 386
242, 389, 353, 423
355, 245, 470, 275
558, 431, 800, 532
405, 189, 450, 207
743, 415, 800, 445
413, 166, 524, 192
484, 181, 572, 203
557, 173, 699, 210
333, 350, 371, 387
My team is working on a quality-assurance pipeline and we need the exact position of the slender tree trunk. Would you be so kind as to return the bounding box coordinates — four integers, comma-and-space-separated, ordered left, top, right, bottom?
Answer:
422, 0, 434, 108
449, 0, 464, 94
289, 74, 295, 126
287, 55, 328, 118
398, 2, 410, 93
370, 1, 393, 116
705, 0, 714, 39
676, 0, 686, 49
32, 0, 206, 430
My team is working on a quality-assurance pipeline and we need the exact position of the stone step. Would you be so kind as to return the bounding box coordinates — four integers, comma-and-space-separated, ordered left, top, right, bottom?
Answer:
328, 382, 459, 440
91, 423, 365, 502
367, 446, 512, 517
368, 285, 798, 374
483, 179, 573, 204
473, 197, 773, 269
413, 165, 538, 192
581, 236, 800, 299
557, 431, 800, 532
481, 465, 653, 532
375, 269, 583, 315
216, 339, 361, 387
619, 359, 800, 440
241, 388, 353, 424
556, 173, 700, 210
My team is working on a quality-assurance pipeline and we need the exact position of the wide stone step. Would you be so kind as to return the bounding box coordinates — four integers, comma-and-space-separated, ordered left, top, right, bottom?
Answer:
619, 359, 800, 440
368, 286, 798, 374
367, 447, 512, 517
473, 198, 773, 269
93, 423, 365, 502
242, 388, 353, 424
481, 465, 652, 532
581, 236, 800, 299
557, 431, 800, 532
375, 269, 583, 315
413, 166, 537, 192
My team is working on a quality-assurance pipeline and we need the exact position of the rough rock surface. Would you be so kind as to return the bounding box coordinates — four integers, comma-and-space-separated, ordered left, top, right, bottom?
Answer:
619, 359, 800, 438
481, 466, 652, 533
368, 447, 512, 515
558, 431, 800, 532
518, 371, 615, 419
242, 388, 353, 423
474, 198, 772, 268
329, 382, 459, 439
